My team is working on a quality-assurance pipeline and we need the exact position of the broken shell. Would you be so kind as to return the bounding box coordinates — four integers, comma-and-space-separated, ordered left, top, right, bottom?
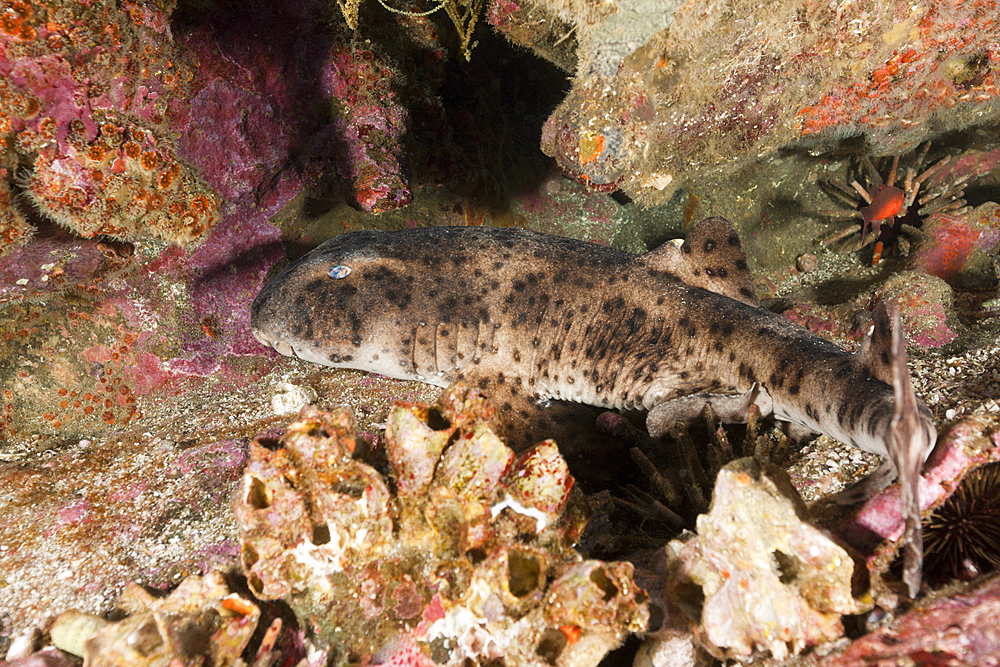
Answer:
50, 610, 108, 658
50, 571, 258, 667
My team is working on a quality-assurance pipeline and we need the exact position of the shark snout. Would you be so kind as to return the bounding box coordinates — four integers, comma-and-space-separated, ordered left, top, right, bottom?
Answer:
250, 287, 297, 358
252, 327, 295, 358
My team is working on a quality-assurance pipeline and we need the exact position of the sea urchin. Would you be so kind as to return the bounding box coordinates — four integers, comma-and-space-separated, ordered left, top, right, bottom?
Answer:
922, 462, 1000, 583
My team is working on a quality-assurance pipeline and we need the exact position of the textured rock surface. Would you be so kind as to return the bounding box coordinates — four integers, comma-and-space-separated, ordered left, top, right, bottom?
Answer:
0, 436, 247, 647
663, 458, 865, 662
491, 0, 1000, 205
816, 572, 1000, 667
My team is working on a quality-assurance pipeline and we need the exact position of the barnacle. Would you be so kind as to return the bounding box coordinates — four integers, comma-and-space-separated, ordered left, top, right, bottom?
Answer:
819, 142, 971, 265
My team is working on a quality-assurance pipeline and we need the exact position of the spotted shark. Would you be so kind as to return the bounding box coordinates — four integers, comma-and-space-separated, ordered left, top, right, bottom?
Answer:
250, 217, 936, 596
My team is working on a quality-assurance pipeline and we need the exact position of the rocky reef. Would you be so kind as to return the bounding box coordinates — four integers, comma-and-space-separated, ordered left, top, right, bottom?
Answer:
0, 0, 221, 248
2, 0, 1000, 665
492, 0, 1000, 206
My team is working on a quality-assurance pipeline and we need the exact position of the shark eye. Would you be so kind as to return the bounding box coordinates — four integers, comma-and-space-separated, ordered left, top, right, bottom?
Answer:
328, 265, 351, 279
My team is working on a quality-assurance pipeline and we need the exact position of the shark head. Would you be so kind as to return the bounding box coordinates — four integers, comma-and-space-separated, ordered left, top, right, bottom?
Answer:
250, 231, 413, 377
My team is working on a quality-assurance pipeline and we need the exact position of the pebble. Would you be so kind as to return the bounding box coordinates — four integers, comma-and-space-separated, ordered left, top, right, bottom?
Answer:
796, 253, 819, 273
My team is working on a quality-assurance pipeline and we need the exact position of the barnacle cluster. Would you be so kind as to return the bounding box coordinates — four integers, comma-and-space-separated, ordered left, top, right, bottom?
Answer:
0, 0, 220, 251
819, 142, 970, 265
234, 384, 649, 667
47, 570, 259, 667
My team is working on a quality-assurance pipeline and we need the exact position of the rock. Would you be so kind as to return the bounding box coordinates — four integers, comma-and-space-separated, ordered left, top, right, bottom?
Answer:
663, 458, 866, 661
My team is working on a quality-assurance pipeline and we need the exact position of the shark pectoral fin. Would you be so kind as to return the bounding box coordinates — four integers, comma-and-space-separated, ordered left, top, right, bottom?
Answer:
466, 377, 628, 486
833, 458, 897, 506
646, 384, 772, 440
888, 306, 936, 599
642, 216, 759, 306
783, 421, 819, 443
856, 301, 894, 384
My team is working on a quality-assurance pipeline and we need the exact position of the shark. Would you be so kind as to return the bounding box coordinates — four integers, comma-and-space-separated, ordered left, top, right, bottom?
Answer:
250, 217, 937, 596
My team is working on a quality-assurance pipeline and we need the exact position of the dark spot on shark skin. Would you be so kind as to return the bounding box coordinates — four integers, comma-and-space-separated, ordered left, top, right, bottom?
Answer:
880, 351, 890, 365
532, 337, 541, 348
657, 296, 665, 306
868, 402, 892, 435
877, 315, 890, 339
714, 342, 723, 352
727, 233, 740, 246
729, 351, 736, 362
513, 349, 521, 362
850, 402, 865, 431
694, 269, 701, 277
682, 243, 692, 254
788, 384, 800, 395
837, 401, 849, 425
478, 378, 489, 389
704, 239, 716, 253
805, 404, 815, 420
680, 371, 689, 379
717, 267, 728, 278
736, 259, 749, 271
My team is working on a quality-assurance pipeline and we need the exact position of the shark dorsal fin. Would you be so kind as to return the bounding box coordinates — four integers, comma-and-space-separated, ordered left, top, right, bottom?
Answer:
643, 217, 759, 306
856, 302, 894, 385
